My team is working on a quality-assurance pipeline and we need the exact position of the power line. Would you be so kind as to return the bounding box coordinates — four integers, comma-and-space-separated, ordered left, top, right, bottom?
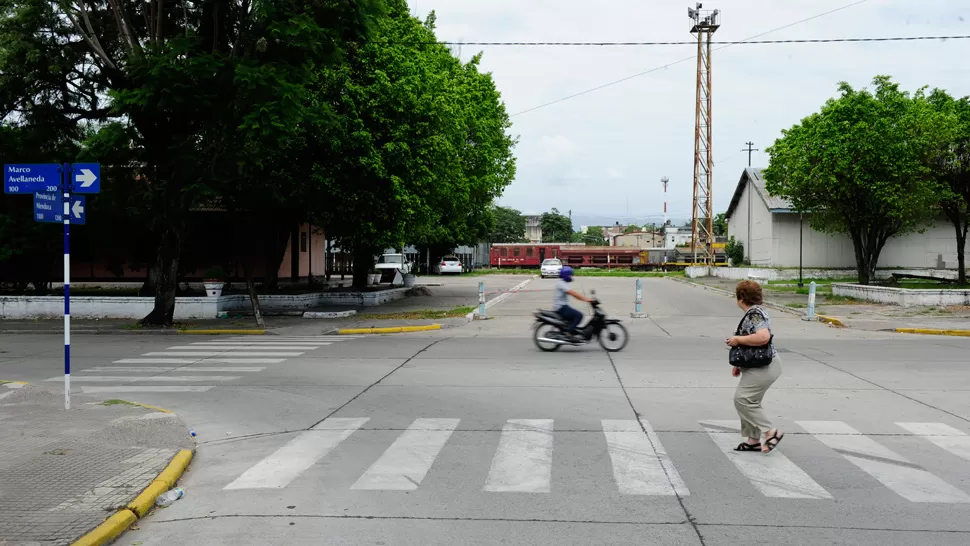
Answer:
427, 35, 969, 46
510, 0, 871, 117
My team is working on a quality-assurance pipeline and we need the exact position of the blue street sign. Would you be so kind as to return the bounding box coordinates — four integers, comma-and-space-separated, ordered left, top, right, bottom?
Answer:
3, 163, 61, 194
33, 193, 86, 225
72, 163, 101, 194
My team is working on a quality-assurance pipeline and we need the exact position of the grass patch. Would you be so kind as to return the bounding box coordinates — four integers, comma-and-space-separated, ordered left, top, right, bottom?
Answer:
101, 399, 139, 407
364, 306, 475, 320
766, 278, 857, 285
786, 302, 807, 308
824, 294, 867, 304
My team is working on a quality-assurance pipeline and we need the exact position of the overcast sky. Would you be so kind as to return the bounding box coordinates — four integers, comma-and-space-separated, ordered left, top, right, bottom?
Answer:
408, 0, 968, 225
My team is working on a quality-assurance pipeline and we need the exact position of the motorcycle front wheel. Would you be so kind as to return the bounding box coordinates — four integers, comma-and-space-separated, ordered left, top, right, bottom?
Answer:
597, 323, 629, 352
533, 323, 564, 352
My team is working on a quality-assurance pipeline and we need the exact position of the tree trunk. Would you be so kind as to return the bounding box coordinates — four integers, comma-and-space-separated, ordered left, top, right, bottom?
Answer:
141, 227, 181, 326
243, 260, 264, 328
262, 225, 291, 293
352, 245, 373, 290
849, 227, 888, 286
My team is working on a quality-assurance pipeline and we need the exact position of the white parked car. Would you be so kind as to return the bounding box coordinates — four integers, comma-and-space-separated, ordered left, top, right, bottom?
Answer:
540, 258, 563, 278
437, 255, 463, 275
375, 253, 413, 275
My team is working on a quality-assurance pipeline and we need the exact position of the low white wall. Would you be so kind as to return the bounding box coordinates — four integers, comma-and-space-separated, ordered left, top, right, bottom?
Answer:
832, 283, 970, 307
0, 288, 410, 320
686, 267, 959, 282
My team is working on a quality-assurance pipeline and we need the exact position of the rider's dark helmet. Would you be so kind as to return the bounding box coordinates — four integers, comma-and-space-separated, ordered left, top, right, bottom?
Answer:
559, 265, 574, 282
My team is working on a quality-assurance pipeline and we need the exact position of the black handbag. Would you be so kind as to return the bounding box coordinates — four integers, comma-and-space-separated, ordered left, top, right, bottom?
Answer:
728, 308, 774, 368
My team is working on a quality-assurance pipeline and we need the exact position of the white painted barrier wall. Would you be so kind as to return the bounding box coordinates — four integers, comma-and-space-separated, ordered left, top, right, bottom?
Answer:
0, 287, 409, 320
686, 267, 959, 282
832, 283, 970, 307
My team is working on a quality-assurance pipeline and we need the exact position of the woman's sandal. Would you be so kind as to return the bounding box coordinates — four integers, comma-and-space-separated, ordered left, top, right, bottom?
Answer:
763, 430, 785, 453
733, 442, 762, 452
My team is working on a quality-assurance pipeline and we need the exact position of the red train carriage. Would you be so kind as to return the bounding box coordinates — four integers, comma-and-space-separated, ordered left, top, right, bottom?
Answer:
558, 246, 642, 268
489, 243, 563, 268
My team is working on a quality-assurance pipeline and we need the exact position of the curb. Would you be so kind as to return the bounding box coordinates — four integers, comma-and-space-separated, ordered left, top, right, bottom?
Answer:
303, 310, 357, 319
673, 278, 807, 318
895, 327, 970, 337
817, 315, 846, 328
177, 329, 266, 335
72, 449, 194, 546
0, 329, 180, 335
338, 324, 442, 335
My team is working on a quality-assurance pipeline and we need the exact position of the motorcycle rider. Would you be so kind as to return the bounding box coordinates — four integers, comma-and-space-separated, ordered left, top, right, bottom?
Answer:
554, 266, 594, 341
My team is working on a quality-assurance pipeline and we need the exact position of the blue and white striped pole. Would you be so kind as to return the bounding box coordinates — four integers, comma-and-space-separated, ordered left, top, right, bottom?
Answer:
635, 278, 642, 314
806, 281, 817, 321
63, 163, 71, 410
478, 280, 486, 318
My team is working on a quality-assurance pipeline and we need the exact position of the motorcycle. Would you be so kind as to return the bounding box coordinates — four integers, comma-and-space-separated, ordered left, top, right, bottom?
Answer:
532, 291, 629, 352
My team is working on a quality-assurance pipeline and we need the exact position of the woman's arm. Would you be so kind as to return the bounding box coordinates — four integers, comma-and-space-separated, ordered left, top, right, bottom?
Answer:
727, 327, 771, 347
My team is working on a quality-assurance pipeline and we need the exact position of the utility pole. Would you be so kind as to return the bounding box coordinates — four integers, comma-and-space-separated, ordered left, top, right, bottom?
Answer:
742, 141, 758, 262
688, 3, 720, 266
661, 177, 669, 227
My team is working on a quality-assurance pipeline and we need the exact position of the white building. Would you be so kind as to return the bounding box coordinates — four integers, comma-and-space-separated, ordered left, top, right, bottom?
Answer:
724, 167, 963, 269
524, 215, 542, 243
662, 226, 693, 249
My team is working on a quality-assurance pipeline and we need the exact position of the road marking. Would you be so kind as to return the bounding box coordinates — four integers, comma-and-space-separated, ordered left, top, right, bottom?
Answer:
351, 418, 460, 491
896, 422, 970, 462
142, 352, 304, 357
164, 345, 321, 351
701, 420, 832, 499
113, 358, 285, 364
187, 343, 330, 348
226, 336, 354, 341
602, 420, 689, 496
225, 417, 369, 490
0, 391, 15, 401
45, 375, 240, 382
798, 421, 970, 503
80, 367, 266, 373
81, 386, 213, 393
194, 340, 335, 345
483, 419, 554, 493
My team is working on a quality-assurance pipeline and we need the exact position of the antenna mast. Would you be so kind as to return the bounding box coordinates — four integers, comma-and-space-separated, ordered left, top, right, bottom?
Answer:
688, 3, 720, 265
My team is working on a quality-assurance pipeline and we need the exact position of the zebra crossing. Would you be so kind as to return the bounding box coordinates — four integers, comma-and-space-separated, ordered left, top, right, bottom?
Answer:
222, 417, 970, 504
43, 336, 360, 394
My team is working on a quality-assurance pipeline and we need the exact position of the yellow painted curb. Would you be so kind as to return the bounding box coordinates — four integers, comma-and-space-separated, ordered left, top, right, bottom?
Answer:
0, 380, 28, 385
895, 328, 970, 337
817, 315, 845, 328
72, 510, 137, 546
177, 329, 265, 335
72, 449, 194, 546
131, 402, 172, 414
338, 324, 442, 335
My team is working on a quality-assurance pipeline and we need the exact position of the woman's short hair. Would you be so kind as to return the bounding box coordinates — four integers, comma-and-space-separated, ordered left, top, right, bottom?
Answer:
735, 280, 764, 306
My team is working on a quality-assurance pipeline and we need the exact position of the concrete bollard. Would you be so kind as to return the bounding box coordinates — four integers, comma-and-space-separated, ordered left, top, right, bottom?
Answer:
478, 280, 487, 318
631, 278, 647, 318
803, 281, 817, 321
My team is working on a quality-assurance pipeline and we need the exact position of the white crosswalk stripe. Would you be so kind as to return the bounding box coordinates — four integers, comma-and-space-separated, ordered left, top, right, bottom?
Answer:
73, 335, 358, 393
483, 419, 554, 493
224, 418, 370, 490
896, 422, 970, 462
213, 417, 970, 502
603, 419, 689, 496
701, 420, 831, 499
798, 420, 970, 503
351, 418, 460, 491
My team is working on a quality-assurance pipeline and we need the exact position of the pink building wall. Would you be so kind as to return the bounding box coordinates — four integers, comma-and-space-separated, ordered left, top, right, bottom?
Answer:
277, 224, 327, 279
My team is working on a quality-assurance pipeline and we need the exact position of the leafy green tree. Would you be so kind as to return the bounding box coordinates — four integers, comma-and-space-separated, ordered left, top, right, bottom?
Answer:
713, 213, 728, 237
582, 226, 606, 246
540, 208, 573, 243
725, 236, 745, 266
764, 76, 951, 285
927, 90, 970, 284
623, 224, 640, 234
490, 206, 527, 243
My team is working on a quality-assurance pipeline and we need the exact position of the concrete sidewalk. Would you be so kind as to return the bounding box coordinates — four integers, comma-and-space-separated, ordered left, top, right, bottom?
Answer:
0, 382, 195, 545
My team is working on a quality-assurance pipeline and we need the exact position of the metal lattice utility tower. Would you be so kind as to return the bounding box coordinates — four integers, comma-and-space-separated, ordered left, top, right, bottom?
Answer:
688, 3, 720, 265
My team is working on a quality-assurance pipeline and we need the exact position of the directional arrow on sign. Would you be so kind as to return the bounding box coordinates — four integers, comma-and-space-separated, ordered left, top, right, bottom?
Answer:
72, 199, 84, 220
76, 169, 96, 188
72, 163, 101, 194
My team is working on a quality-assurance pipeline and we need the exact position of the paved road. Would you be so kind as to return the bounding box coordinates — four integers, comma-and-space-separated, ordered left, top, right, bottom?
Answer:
2, 277, 969, 545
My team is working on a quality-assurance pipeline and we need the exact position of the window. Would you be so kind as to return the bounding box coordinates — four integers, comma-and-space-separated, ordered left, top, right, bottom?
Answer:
300, 232, 308, 253
378, 255, 403, 264
526, 247, 534, 257
513, 247, 520, 257
541, 259, 561, 265
500, 247, 507, 257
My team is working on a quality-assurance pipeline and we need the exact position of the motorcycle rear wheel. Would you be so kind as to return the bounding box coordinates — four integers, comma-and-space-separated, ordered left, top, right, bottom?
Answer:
533, 323, 564, 352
